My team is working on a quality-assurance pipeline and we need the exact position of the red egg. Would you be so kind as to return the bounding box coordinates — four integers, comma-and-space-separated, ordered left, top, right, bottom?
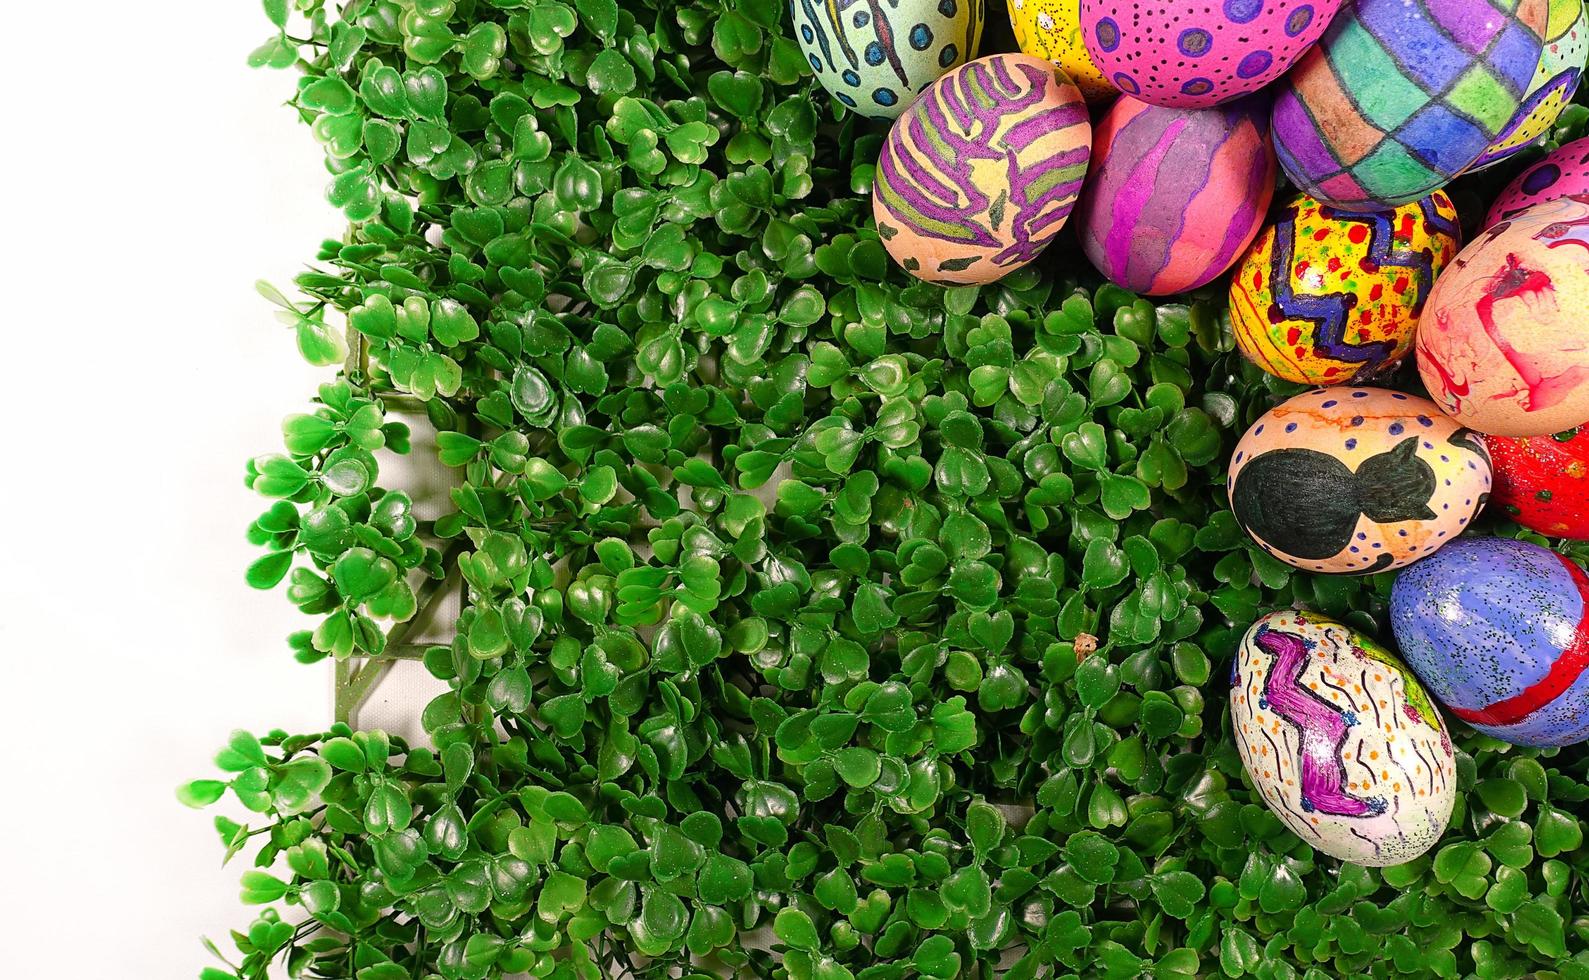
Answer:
1487, 426, 1589, 538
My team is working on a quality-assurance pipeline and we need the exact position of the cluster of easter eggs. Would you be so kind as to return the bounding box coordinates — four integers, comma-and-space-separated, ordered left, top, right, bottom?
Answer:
792, 0, 1589, 867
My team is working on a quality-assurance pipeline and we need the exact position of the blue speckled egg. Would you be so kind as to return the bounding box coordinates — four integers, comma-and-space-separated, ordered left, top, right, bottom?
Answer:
1391, 537, 1589, 747
791, 0, 985, 119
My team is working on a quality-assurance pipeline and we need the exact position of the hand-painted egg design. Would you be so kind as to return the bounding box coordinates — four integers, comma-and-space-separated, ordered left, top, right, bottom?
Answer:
791, 0, 985, 119
1467, 0, 1588, 173
1391, 537, 1589, 746
1485, 135, 1589, 228
873, 54, 1091, 284
1007, 0, 1116, 102
1076, 95, 1275, 296
1231, 609, 1455, 866
1078, 0, 1341, 108
1230, 191, 1461, 386
1228, 388, 1492, 574
1416, 195, 1589, 437
1273, 0, 1549, 210
1489, 427, 1589, 538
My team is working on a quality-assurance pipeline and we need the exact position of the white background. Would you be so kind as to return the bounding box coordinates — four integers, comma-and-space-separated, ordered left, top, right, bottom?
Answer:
2, 3, 361, 976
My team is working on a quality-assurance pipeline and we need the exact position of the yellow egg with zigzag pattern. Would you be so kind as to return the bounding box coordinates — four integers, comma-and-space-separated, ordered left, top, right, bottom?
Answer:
1229, 191, 1460, 386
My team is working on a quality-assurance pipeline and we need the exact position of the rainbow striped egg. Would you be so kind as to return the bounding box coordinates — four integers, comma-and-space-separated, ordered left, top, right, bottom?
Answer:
1231, 609, 1455, 865
1076, 94, 1275, 296
1393, 538, 1589, 747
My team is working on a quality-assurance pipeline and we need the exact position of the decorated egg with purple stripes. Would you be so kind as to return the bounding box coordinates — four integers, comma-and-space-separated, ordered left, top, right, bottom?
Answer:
1231, 609, 1455, 865
1079, 0, 1342, 108
1227, 388, 1492, 574
1391, 538, 1589, 746
874, 53, 1092, 284
1076, 94, 1276, 296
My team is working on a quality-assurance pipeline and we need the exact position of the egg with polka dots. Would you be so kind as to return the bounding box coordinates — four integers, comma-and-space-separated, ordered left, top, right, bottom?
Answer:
1227, 388, 1492, 574
1230, 609, 1455, 866
791, 0, 985, 119
1079, 0, 1342, 108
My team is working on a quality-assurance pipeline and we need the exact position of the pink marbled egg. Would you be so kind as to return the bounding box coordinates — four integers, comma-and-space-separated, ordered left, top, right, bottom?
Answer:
1079, 0, 1341, 108
1485, 135, 1589, 229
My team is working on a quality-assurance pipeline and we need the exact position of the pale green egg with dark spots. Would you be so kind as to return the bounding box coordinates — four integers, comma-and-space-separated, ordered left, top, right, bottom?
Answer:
790, 0, 986, 119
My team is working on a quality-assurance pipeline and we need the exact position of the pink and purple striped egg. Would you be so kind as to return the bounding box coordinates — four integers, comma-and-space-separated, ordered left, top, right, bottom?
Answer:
1079, 0, 1341, 108
1076, 94, 1276, 295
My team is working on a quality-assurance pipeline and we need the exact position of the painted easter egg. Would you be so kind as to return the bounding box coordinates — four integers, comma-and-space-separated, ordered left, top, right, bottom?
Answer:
1076, 95, 1276, 296
873, 54, 1091, 284
1078, 0, 1341, 108
1231, 610, 1455, 866
1273, 0, 1549, 210
1416, 195, 1589, 437
791, 0, 985, 119
1007, 0, 1116, 102
1487, 427, 1589, 538
1230, 191, 1461, 385
1485, 135, 1589, 228
1227, 388, 1492, 574
1391, 537, 1589, 746
1468, 0, 1588, 172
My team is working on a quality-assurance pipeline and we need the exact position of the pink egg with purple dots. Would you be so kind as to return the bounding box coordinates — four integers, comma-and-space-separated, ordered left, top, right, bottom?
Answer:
1080, 0, 1343, 108
1484, 135, 1589, 229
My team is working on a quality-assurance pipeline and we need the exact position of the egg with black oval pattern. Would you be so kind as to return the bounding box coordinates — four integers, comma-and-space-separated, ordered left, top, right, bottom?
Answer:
791, 0, 985, 119
1231, 609, 1455, 865
1227, 388, 1492, 574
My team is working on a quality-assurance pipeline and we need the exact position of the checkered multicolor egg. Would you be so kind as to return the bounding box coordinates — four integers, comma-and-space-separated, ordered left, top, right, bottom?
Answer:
1230, 191, 1460, 385
1274, 0, 1549, 210
1078, 0, 1342, 108
1467, 0, 1587, 172
1231, 610, 1455, 866
1007, 0, 1116, 102
791, 0, 985, 120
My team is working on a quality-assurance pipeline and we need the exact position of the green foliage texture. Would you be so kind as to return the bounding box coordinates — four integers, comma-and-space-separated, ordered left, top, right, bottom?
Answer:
184, 0, 1589, 978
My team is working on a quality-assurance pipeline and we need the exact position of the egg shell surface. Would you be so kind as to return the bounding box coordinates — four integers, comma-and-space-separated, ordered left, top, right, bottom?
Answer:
1230, 609, 1455, 866
1078, 0, 1341, 108
791, 0, 985, 119
873, 54, 1091, 284
1488, 426, 1589, 538
1391, 537, 1589, 746
1230, 191, 1461, 385
1273, 0, 1549, 210
1416, 195, 1589, 437
1007, 0, 1116, 102
1485, 134, 1589, 228
1467, 0, 1588, 172
1227, 387, 1492, 574
1076, 94, 1276, 295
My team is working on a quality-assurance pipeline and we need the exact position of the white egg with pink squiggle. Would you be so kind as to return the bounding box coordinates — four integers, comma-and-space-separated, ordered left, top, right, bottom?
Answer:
1230, 610, 1455, 866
